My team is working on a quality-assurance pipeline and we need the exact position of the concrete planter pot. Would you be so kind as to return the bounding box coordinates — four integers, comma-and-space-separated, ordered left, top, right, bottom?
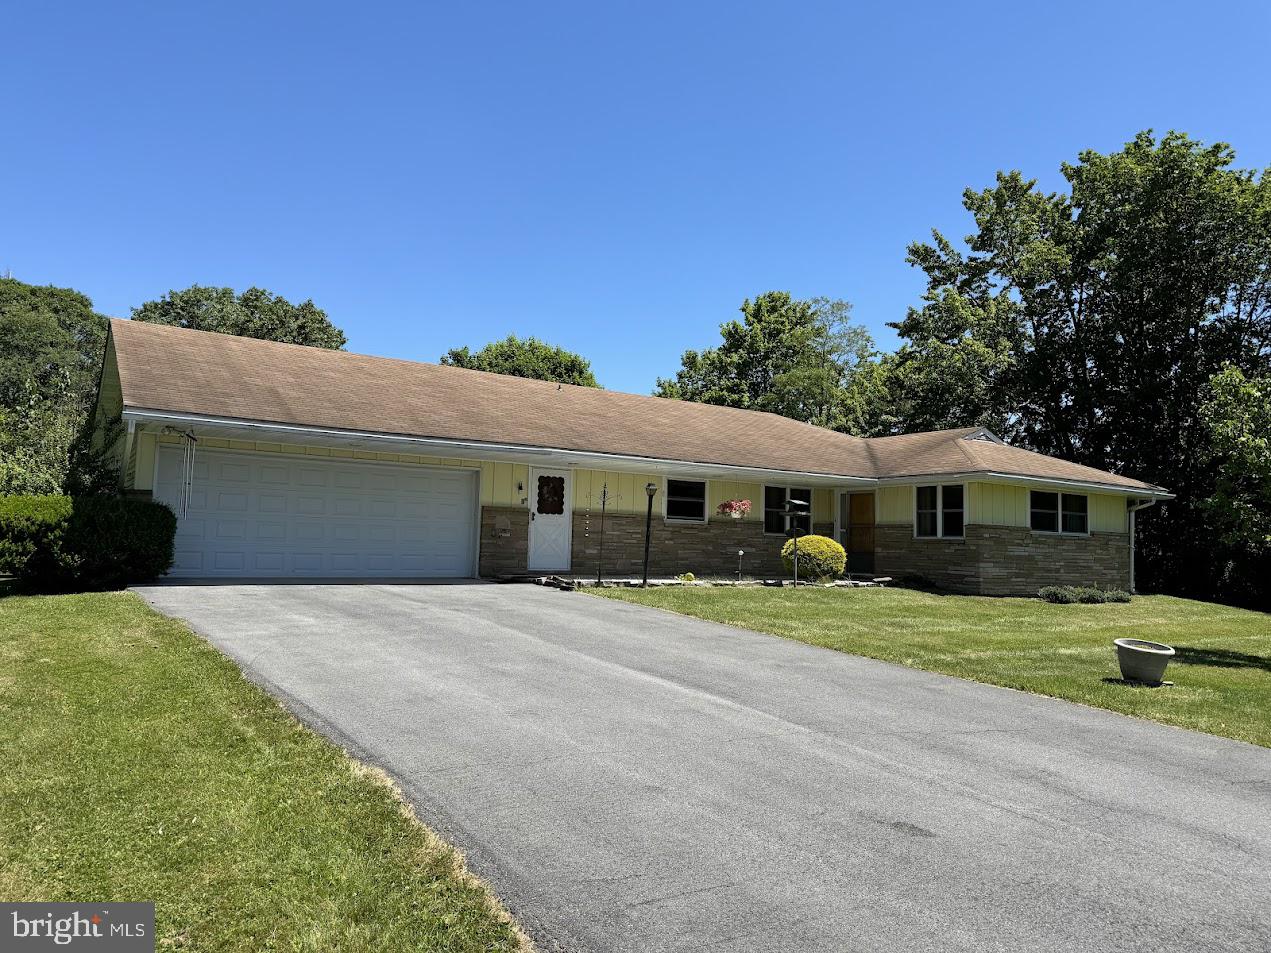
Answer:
1114, 638, 1175, 686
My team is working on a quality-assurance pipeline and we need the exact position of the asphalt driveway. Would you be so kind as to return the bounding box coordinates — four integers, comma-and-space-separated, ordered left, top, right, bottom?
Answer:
135, 583, 1271, 953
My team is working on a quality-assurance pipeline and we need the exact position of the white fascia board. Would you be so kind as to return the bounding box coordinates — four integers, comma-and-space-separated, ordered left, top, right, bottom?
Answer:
874, 470, 1173, 499
121, 408, 876, 487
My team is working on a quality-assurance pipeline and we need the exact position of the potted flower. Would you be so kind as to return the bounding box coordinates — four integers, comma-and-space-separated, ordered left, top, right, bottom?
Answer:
716, 499, 752, 520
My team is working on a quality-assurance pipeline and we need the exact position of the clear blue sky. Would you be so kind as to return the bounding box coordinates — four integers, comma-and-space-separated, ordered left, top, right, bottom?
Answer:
4, 1, 1269, 394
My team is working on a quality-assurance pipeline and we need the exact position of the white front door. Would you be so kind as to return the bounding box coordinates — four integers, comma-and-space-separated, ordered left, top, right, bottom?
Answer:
527, 467, 572, 571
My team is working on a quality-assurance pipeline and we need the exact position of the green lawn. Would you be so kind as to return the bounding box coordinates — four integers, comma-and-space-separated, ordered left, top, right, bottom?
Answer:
591, 586, 1271, 747
0, 590, 528, 952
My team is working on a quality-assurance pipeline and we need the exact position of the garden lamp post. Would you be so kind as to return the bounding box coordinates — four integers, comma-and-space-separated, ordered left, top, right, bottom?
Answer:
642, 482, 658, 587
784, 496, 810, 587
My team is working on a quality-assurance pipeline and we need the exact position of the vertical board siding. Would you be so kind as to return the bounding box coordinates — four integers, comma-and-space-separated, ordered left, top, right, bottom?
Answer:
708, 480, 764, 522
812, 488, 834, 524
133, 432, 157, 491
1091, 494, 1128, 533
877, 485, 912, 524
968, 481, 1126, 532
968, 482, 1029, 527
574, 469, 660, 515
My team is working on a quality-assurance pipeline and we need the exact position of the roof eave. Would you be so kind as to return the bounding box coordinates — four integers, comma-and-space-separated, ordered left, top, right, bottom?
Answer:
121, 407, 878, 487
874, 470, 1172, 499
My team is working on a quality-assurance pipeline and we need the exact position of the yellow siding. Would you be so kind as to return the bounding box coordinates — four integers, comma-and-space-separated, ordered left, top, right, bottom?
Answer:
708, 480, 764, 522
967, 481, 1126, 532
149, 433, 531, 507
968, 482, 1029, 526
877, 485, 911, 524
91, 340, 127, 481
812, 488, 834, 524
574, 469, 660, 515
133, 432, 157, 490
1091, 494, 1127, 533
139, 437, 933, 530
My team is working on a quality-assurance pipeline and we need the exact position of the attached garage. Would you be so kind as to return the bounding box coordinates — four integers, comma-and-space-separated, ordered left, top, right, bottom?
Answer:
153, 446, 478, 578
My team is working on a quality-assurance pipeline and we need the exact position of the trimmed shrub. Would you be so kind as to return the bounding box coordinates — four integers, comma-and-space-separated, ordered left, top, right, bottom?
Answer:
1038, 585, 1079, 604
0, 495, 73, 576
1075, 587, 1108, 604
0, 494, 176, 590
781, 534, 846, 579
1038, 585, 1132, 604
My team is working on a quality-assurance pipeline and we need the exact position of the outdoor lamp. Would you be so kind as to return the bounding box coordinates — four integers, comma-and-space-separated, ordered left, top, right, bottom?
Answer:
642, 482, 658, 587
784, 496, 811, 587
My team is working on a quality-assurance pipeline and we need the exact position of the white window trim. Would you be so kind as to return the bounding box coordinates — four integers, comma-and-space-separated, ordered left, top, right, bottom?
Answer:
913, 483, 966, 540
1029, 490, 1091, 537
763, 484, 814, 537
663, 476, 708, 524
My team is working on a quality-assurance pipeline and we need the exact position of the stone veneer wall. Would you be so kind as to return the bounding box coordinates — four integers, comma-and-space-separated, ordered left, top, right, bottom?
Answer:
481, 507, 842, 580
572, 513, 795, 579
478, 506, 530, 577
874, 524, 1130, 595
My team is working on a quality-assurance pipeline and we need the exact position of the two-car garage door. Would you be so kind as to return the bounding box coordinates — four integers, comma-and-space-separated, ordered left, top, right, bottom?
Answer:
153, 446, 478, 578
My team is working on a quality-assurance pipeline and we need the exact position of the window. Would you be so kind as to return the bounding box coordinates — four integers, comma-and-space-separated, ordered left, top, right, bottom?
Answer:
1062, 494, 1088, 534
665, 479, 706, 522
536, 475, 565, 515
1030, 491, 1088, 534
915, 485, 963, 539
942, 484, 964, 538
1030, 491, 1058, 533
915, 485, 938, 538
764, 486, 812, 535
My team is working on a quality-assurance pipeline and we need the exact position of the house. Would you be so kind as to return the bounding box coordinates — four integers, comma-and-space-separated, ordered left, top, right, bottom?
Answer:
93, 319, 1171, 593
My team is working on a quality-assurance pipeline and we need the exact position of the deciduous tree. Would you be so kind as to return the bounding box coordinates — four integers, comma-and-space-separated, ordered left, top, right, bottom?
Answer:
133, 285, 346, 349
896, 131, 1271, 605
441, 336, 599, 387
656, 292, 887, 433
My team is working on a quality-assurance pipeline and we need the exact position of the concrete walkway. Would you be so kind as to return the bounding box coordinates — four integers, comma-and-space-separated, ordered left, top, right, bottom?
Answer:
135, 582, 1271, 953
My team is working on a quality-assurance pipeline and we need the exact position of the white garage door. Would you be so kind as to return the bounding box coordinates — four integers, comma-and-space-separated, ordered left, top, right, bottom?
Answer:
153, 446, 478, 578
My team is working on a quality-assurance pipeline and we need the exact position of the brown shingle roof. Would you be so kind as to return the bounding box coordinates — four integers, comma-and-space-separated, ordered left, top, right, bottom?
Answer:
865, 428, 1164, 491
108, 319, 1166, 492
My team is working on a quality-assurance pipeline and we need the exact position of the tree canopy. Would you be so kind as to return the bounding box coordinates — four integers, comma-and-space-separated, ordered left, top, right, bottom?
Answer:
0, 278, 108, 494
0, 279, 346, 495
655, 292, 889, 434
1201, 366, 1271, 572
890, 131, 1271, 605
132, 285, 346, 349
441, 335, 599, 387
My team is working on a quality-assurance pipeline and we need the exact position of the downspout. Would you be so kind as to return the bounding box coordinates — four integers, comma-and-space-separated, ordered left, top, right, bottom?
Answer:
1127, 499, 1157, 594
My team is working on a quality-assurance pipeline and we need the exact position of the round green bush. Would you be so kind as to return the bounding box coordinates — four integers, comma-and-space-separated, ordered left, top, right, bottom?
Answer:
780, 534, 846, 579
